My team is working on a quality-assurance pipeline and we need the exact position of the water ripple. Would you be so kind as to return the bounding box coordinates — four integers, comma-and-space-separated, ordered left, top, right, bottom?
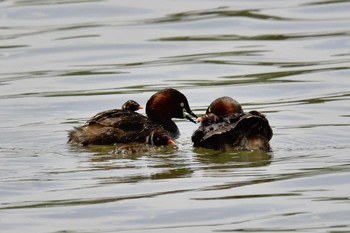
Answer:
1, 1, 350, 232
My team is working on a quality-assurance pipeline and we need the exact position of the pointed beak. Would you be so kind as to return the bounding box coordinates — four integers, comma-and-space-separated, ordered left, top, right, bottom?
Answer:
184, 109, 198, 124
197, 116, 204, 123
167, 138, 176, 146
138, 105, 144, 110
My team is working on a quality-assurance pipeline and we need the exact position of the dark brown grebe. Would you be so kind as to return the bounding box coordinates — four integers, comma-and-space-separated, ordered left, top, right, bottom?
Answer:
192, 97, 272, 151
68, 89, 197, 146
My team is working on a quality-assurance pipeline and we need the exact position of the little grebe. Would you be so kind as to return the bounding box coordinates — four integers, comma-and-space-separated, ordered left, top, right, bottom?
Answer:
68, 89, 197, 146
114, 129, 176, 155
122, 99, 144, 111
84, 100, 143, 125
192, 97, 273, 151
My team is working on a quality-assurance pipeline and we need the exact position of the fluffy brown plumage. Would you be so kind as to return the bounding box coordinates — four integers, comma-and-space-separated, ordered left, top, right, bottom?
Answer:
68, 89, 197, 146
192, 97, 273, 151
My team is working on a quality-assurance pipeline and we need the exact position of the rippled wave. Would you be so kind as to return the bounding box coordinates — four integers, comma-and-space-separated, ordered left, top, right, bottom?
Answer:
1, 0, 350, 232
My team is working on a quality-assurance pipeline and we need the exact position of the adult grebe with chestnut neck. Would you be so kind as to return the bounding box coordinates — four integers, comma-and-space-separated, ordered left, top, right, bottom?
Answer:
68, 88, 197, 146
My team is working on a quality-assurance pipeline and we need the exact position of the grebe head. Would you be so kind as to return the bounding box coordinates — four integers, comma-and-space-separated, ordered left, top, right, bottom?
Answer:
122, 100, 143, 111
206, 96, 243, 117
197, 112, 221, 125
146, 130, 176, 146
146, 88, 197, 123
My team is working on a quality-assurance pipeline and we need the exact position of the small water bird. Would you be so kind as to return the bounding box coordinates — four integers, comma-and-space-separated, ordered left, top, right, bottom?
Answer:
192, 97, 273, 151
68, 88, 197, 146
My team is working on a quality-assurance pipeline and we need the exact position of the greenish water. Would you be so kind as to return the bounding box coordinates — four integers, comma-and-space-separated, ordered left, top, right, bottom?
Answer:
1, 0, 350, 232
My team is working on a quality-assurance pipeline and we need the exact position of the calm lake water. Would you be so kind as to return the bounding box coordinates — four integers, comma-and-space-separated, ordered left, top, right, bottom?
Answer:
1, 0, 350, 232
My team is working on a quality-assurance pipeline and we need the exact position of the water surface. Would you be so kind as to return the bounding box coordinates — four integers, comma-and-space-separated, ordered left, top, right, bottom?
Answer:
1, 0, 350, 232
